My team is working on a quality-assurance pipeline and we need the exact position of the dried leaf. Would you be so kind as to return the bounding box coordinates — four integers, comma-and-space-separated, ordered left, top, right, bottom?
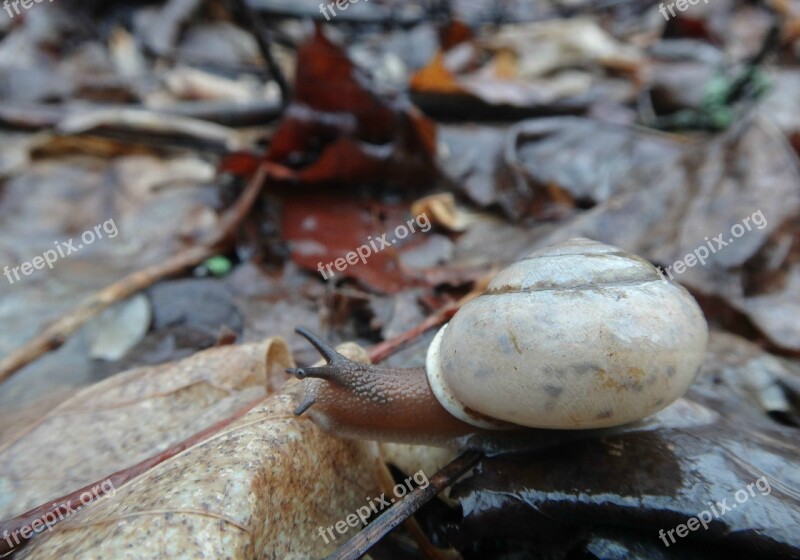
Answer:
411, 19, 640, 113
265, 24, 437, 187
0, 340, 276, 518
281, 194, 434, 293
6, 340, 385, 559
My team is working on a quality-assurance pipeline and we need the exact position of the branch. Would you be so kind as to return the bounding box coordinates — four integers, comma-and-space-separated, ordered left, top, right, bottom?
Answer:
368, 272, 492, 363
326, 450, 482, 560
229, 0, 291, 103
0, 164, 269, 385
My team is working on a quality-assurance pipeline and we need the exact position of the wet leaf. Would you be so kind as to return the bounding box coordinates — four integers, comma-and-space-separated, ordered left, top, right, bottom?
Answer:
439, 118, 684, 220
265, 24, 437, 188
280, 194, 434, 293
0, 154, 223, 420
411, 18, 641, 115
535, 117, 800, 352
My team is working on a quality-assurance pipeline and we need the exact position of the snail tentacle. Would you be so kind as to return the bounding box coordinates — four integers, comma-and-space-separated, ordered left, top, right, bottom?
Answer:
294, 393, 317, 416
294, 327, 349, 365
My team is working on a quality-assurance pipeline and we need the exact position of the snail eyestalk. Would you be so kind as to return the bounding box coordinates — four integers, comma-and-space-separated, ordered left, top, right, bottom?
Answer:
294, 327, 348, 365
286, 327, 365, 386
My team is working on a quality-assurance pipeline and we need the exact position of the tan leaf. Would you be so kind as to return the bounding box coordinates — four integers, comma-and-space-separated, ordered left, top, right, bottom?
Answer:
7, 339, 383, 559
1, 341, 279, 518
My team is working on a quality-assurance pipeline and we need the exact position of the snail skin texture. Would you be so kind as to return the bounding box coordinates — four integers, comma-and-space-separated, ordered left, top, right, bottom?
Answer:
288, 238, 709, 447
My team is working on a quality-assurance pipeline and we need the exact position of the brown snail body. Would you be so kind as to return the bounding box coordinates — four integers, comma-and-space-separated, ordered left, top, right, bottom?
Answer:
288, 239, 709, 449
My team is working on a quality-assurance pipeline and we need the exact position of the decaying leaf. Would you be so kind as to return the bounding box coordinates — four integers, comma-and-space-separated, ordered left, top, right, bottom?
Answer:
280, 195, 435, 293
439, 117, 685, 220
411, 18, 641, 114
4, 339, 388, 559
264, 24, 437, 187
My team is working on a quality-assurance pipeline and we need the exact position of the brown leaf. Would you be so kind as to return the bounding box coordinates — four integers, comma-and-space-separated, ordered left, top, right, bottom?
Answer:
410, 51, 468, 95
0, 340, 277, 519
411, 19, 640, 114
16, 392, 382, 559
265, 24, 437, 188
280, 195, 431, 293
7, 340, 385, 559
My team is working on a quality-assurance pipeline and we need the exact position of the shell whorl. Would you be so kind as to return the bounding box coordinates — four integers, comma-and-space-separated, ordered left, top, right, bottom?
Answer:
425, 238, 708, 430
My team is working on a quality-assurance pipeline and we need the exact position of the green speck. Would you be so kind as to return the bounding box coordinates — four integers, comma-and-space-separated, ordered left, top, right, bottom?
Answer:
205, 256, 232, 277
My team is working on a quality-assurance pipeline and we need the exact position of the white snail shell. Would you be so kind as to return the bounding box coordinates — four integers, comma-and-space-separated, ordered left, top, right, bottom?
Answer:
426, 238, 709, 430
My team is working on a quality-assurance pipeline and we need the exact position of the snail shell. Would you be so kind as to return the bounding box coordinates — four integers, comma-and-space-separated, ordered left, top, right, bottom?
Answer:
426, 238, 708, 430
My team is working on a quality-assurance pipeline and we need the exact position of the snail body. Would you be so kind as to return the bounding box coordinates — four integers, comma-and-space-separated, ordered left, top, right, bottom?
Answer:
289, 238, 708, 447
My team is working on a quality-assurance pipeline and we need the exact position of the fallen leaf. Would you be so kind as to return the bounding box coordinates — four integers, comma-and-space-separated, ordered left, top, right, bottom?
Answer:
0, 340, 276, 519
5, 340, 386, 559
265, 24, 437, 188
411, 18, 640, 114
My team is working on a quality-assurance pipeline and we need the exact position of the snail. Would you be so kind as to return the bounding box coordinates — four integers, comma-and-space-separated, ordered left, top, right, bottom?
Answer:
287, 238, 709, 449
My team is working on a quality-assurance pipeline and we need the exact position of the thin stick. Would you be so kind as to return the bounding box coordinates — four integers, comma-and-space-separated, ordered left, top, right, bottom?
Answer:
230, 0, 291, 103
326, 450, 482, 560
367, 304, 459, 364
0, 165, 269, 385
368, 272, 493, 364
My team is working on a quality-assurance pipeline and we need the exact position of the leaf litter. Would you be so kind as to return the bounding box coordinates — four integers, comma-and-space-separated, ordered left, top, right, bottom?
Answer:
0, 1, 798, 558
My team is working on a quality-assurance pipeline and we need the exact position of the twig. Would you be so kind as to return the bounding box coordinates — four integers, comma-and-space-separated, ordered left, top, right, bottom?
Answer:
368, 272, 492, 364
230, 0, 291, 103
326, 451, 482, 560
0, 100, 283, 132
373, 459, 461, 560
0, 396, 265, 557
0, 165, 269, 385
724, 20, 781, 105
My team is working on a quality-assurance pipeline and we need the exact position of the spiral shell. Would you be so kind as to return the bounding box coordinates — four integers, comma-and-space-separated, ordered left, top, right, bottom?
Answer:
425, 238, 708, 430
